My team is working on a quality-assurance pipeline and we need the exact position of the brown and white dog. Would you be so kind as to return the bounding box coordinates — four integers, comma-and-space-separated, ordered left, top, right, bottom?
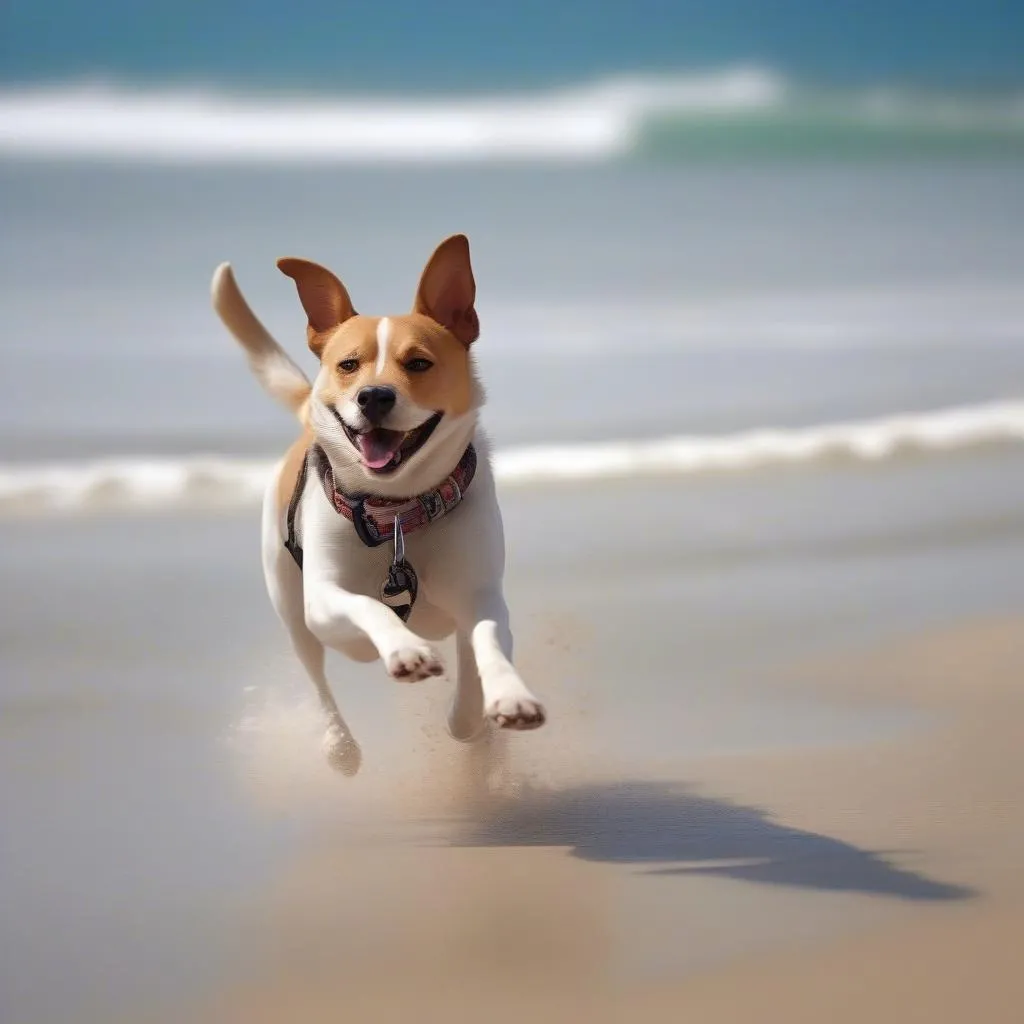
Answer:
211, 235, 545, 775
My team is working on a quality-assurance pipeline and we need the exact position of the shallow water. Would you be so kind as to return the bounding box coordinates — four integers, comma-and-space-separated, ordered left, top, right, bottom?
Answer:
2, 160, 1024, 463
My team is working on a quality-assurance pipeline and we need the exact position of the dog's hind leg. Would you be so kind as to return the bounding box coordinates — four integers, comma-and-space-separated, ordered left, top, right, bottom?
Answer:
288, 615, 362, 776
448, 630, 487, 742
262, 480, 362, 775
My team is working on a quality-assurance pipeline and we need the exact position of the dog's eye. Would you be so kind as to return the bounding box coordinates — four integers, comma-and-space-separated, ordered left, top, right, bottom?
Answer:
337, 359, 359, 373
404, 358, 433, 373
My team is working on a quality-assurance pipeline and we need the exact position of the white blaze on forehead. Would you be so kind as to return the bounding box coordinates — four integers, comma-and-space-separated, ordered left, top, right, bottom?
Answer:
375, 317, 391, 375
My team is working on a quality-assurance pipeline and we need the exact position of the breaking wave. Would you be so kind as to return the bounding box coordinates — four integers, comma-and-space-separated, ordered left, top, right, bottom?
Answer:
1, 401, 1022, 516
2, 68, 1023, 163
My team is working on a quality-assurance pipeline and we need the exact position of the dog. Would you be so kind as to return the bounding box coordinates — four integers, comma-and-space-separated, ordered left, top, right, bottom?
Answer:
211, 234, 546, 775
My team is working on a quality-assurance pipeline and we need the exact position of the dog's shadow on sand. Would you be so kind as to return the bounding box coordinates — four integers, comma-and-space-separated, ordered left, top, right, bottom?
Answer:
445, 779, 972, 902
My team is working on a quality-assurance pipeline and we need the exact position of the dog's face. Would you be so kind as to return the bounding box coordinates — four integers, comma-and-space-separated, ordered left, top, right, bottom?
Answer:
279, 235, 482, 495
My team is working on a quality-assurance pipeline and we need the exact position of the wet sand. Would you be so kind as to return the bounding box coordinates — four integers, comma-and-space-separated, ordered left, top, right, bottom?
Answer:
2, 454, 1024, 1023
197, 617, 1024, 1024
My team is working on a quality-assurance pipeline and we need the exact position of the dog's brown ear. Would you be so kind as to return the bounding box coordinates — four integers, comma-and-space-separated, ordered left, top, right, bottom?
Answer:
277, 257, 357, 357
413, 234, 479, 346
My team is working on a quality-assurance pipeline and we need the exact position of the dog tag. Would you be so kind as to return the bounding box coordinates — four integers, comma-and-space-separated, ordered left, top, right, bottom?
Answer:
380, 517, 418, 622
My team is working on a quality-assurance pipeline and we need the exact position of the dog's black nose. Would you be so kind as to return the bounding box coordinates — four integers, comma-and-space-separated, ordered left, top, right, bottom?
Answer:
356, 385, 396, 425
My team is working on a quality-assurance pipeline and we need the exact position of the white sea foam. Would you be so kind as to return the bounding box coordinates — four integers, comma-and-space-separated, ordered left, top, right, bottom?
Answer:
1, 401, 1021, 517
0, 68, 782, 163
2, 69, 1022, 164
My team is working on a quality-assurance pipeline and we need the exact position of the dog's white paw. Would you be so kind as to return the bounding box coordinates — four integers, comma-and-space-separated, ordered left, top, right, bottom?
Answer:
323, 724, 362, 777
485, 694, 546, 731
384, 641, 445, 682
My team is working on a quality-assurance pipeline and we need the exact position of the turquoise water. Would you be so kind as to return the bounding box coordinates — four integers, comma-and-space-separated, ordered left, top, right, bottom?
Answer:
4, 0, 1023, 90
3, 1, 1024, 162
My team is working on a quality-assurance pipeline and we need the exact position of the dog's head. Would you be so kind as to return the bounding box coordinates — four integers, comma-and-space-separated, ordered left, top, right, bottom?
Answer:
279, 234, 483, 497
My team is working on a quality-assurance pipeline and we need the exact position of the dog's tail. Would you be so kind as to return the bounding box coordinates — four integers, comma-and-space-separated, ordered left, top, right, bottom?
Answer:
211, 262, 312, 421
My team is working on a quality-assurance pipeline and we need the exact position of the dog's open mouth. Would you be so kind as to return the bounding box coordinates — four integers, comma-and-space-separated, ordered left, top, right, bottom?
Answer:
342, 413, 443, 474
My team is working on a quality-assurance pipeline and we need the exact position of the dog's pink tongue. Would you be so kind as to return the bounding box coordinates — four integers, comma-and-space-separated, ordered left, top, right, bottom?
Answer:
358, 429, 403, 469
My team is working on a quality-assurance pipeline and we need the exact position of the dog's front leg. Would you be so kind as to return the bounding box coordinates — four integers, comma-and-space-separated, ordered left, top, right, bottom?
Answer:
305, 582, 444, 682
457, 588, 546, 730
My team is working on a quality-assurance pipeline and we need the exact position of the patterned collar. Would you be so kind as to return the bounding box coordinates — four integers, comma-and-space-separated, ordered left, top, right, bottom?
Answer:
309, 443, 477, 548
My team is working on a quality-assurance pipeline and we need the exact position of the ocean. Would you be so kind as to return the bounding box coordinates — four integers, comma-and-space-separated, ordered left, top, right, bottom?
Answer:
3, 7, 1024, 499
1, 154, 1023, 509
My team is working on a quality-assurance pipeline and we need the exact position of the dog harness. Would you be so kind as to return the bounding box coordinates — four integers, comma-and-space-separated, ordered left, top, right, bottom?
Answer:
284, 443, 477, 621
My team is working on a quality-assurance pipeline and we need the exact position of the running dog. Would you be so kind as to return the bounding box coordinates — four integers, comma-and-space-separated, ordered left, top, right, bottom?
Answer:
210, 235, 546, 774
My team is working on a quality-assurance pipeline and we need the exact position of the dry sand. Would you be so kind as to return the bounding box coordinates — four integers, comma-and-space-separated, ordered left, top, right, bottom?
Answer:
176, 615, 1024, 1024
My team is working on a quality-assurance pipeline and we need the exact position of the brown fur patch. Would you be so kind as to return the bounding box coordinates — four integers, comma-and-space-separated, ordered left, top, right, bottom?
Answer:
317, 314, 474, 418
276, 428, 314, 521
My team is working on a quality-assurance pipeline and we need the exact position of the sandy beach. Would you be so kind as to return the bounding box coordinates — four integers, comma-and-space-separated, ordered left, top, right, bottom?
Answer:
3, 449, 1024, 1024
193, 616, 1024, 1024
193, 617, 1024, 1024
